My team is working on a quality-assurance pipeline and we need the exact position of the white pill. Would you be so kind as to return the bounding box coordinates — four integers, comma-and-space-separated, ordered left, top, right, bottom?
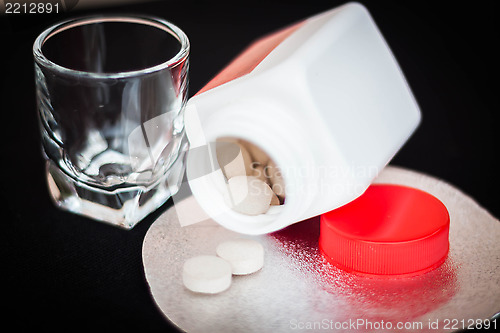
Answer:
251, 163, 268, 184
265, 161, 286, 200
216, 239, 264, 275
252, 163, 281, 205
270, 192, 281, 206
224, 176, 273, 215
239, 140, 270, 165
182, 255, 232, 294
216, 139, 253, 179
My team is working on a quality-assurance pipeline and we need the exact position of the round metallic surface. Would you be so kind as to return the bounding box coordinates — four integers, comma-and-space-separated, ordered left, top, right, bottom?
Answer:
143, 166, 500, 332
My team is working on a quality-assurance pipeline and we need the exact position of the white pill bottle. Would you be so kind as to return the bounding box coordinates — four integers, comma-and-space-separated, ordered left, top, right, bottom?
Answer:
184, 3, 421, 235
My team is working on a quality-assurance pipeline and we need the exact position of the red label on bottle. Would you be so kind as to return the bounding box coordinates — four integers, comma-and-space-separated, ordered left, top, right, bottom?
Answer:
195, 21, 304, 96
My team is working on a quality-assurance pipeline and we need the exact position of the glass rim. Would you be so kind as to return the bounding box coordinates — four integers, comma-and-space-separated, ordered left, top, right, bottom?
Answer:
33, 14, 190, 79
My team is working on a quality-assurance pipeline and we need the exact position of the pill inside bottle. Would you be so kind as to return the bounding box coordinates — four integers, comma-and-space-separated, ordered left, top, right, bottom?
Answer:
216, 137, 286, 216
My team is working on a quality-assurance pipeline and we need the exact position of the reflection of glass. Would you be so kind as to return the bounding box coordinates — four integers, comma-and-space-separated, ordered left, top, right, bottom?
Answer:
33, 16, 190, 228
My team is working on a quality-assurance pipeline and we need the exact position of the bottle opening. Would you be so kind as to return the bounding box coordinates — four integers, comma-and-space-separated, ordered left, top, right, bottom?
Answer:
215, 137, 286, 216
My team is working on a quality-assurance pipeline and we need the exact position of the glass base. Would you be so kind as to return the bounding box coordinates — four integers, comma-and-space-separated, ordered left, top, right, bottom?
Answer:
45, 148, 187, 229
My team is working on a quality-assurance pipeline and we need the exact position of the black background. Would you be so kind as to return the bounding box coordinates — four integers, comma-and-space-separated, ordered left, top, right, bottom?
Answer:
1, 0, 497, 331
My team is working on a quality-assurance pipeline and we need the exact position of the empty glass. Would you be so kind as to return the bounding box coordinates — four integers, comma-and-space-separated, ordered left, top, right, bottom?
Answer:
33, 15, 190, 228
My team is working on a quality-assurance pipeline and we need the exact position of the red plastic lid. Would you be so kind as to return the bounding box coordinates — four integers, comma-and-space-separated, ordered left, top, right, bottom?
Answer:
320, 184, 450, 277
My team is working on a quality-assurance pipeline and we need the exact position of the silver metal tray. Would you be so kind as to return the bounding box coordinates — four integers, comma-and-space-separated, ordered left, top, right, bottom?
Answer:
143, 166, 500, 332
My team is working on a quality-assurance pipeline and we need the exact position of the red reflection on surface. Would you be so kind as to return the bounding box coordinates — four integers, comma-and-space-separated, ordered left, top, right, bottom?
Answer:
270, 217, 458, 323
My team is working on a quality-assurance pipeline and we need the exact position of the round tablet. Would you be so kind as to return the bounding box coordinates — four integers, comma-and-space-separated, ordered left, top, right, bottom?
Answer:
224, 176, 273, 215
270, 192, 281, 206
216, 139, 253, 179
182, 255, 232, 294
252, 164, 268, 184
265, 161, 286, 200
216, 239, 264, 275
239, 139, 270, 166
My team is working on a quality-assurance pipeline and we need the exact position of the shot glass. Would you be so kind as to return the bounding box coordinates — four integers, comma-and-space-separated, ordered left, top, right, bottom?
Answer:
33, 15, 190, 228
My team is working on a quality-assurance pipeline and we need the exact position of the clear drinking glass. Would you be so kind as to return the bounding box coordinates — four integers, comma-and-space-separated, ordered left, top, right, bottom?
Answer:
33, 15, 190, 228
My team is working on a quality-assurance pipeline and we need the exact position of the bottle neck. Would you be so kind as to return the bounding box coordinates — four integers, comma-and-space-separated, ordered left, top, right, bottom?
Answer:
186, 99, 318, 234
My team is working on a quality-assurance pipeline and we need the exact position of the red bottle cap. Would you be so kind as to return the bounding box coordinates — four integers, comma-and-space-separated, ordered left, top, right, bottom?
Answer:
320, 184, 450, 277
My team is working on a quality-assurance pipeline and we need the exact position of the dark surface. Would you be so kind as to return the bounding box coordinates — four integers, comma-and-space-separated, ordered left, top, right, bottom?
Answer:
1, 0, 497, 331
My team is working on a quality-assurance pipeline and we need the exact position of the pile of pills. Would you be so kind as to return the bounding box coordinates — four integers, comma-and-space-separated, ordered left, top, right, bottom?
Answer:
216, 138, 285, 215
182, 238, 264, 294
182, 139, 277, 293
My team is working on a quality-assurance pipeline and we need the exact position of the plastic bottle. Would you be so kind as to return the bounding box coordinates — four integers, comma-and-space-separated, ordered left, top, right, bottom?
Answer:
184, 2, 421, 235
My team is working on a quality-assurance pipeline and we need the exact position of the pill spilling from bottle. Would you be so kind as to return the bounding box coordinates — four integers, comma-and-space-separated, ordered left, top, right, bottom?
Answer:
217, 138, 285, 216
